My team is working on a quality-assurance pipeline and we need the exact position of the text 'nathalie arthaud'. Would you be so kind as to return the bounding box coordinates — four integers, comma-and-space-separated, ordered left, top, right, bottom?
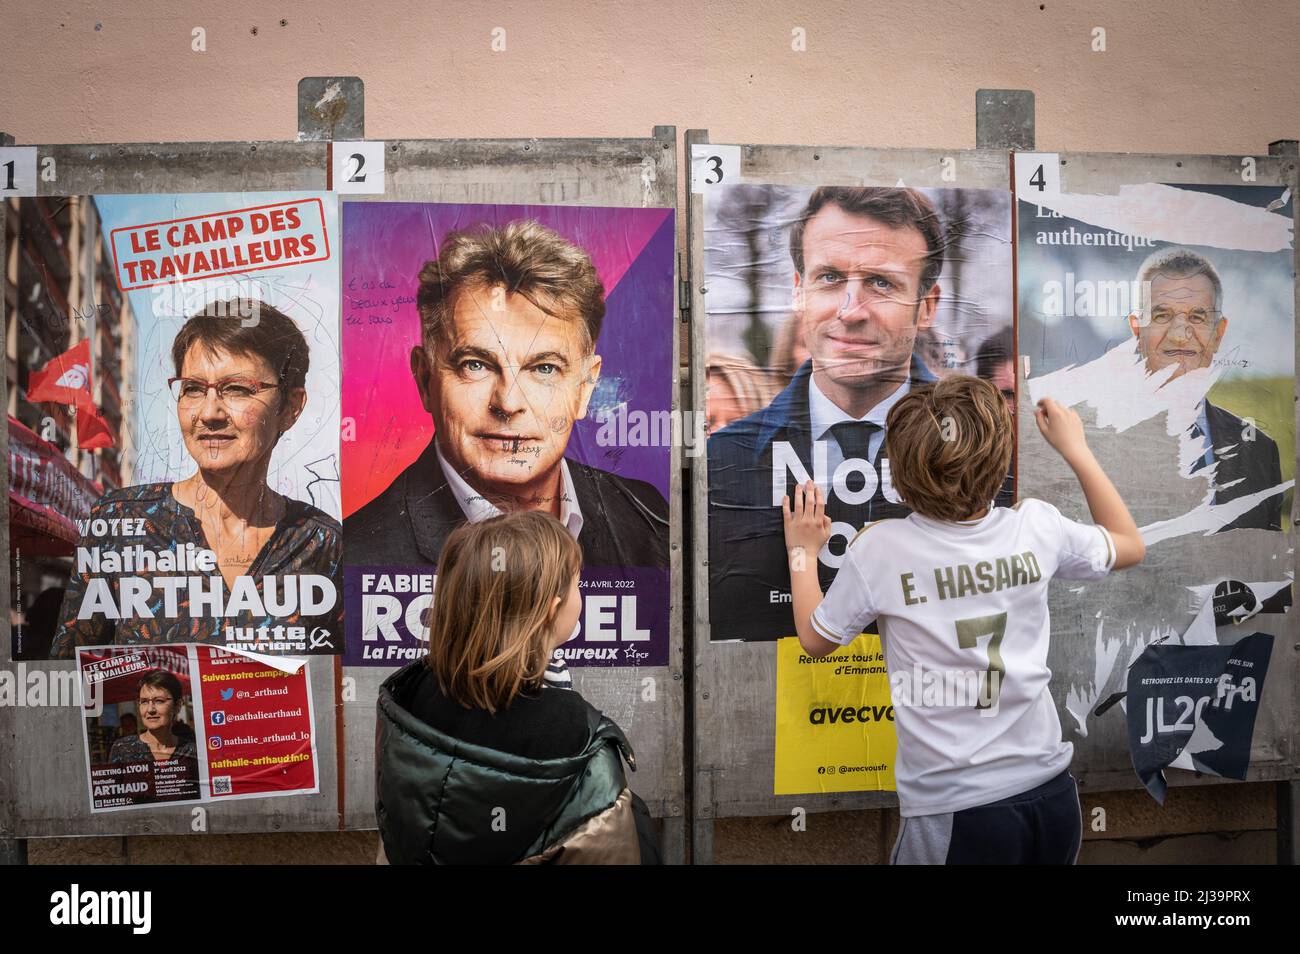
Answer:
72, 543, 334, 618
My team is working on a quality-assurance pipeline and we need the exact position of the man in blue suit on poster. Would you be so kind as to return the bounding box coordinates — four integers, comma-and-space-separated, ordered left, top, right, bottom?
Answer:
707, 186, 1011, 642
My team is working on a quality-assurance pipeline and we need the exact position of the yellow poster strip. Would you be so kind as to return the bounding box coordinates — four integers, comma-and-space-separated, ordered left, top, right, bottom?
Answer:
774, 634, 897, 796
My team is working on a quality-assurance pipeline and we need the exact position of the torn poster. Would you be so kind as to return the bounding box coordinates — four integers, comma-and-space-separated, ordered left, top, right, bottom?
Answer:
1015, 172, 1294, 755
1021, 180, 1294, 536
1125, 631, 1272, 803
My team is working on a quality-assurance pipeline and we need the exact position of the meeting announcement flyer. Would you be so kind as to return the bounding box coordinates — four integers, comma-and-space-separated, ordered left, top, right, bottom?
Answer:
78, 644, 318, 813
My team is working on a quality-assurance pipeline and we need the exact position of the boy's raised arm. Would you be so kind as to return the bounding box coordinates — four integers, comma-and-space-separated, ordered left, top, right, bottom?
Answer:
783, 481, 842, 658
1035, 397, 1146, 569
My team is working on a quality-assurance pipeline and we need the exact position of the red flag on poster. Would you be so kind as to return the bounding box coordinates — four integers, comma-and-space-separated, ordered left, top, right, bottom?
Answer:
75, 404, 116, 450
26, 338, 94, 409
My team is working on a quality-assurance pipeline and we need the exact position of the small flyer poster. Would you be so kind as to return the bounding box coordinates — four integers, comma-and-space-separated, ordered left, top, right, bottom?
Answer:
773, 634, 897, 795
1126, 631, 1273, 804
78, 643, 318, 813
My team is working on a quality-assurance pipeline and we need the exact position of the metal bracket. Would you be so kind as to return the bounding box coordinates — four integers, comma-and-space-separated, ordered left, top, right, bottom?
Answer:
976, 89, 1035, 150
297, 77, 365, 141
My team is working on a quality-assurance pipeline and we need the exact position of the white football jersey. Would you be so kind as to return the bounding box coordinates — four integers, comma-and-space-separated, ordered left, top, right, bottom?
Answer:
810, 498, 1115, 817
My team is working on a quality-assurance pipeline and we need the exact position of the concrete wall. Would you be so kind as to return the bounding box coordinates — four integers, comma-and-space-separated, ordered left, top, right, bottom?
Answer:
2, 2, 1296, 162
4, 0, 1296, 863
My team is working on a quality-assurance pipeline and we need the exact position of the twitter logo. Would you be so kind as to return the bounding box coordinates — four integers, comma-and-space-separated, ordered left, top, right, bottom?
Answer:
220, 688, 234, 701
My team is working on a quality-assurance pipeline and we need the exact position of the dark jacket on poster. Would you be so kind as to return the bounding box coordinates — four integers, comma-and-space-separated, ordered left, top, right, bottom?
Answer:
706, 356, 1014, 642
375, 661, 657, 865
345, 439, 669, 568
1204, 400, 1284, 532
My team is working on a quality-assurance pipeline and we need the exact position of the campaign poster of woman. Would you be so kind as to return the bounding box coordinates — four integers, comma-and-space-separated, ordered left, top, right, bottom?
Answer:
32, 192, 343, 659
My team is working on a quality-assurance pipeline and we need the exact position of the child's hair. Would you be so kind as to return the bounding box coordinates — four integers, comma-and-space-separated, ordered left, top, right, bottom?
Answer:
426, 511, 582, 713
884, 374, 1013, 521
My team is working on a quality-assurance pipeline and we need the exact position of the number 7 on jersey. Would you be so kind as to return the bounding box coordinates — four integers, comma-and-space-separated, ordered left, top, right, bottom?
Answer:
954, 612, 1007, 710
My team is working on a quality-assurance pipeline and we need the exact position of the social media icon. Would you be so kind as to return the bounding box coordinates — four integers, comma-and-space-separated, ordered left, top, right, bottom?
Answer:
220, 688, 234, 701
208, 736, 223, 750
210, 711, 226, 725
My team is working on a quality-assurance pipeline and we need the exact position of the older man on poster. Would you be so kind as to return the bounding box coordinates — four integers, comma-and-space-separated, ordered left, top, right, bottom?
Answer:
1127, 247, 1283, 532
707, 187, 1012, 641
344, 220, 669, 569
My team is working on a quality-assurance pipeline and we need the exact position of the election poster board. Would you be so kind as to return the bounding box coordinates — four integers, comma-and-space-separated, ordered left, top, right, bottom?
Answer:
13, 192, 343, 660
1014, 163, 1296, 788
699, 181, 1014, 795
78, 643, 318, 812
340, 201, 675, 669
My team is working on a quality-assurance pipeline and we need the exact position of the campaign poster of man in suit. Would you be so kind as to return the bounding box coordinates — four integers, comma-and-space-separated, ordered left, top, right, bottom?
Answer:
1127, 247, 1283, 531
704, 185, 1015, 641
341, 203, 674, 666
1017, 182, 1294, 542
1015, 179, 1294, 749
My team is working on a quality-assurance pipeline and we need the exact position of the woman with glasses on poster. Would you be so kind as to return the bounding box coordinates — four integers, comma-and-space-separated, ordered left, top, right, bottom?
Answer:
50, 299, 342, 657
108, 669, 198, 765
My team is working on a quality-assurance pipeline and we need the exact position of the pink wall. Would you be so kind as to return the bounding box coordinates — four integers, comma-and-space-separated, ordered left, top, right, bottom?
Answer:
2, 1, 1295, 155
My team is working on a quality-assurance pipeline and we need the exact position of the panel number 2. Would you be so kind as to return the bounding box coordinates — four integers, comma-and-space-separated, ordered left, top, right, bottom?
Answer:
954, 612, 1007, 709
345, 153, 367, 183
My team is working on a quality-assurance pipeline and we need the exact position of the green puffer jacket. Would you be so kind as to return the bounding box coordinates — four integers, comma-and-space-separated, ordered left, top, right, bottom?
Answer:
375, 661, 641, 865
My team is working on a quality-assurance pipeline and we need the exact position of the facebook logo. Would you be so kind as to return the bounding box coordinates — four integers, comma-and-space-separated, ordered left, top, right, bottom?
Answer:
210, 711, 226, 726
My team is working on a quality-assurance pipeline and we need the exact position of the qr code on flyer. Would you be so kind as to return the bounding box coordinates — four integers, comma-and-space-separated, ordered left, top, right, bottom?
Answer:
211, 776, 232, 796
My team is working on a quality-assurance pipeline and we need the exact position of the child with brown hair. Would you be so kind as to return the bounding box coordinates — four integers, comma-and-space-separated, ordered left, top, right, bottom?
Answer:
784, 374, 1144, 864
375, 510, 657, 864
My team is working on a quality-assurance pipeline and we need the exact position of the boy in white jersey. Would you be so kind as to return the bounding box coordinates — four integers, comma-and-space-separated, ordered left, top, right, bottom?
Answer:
784, 375, 1144, 864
